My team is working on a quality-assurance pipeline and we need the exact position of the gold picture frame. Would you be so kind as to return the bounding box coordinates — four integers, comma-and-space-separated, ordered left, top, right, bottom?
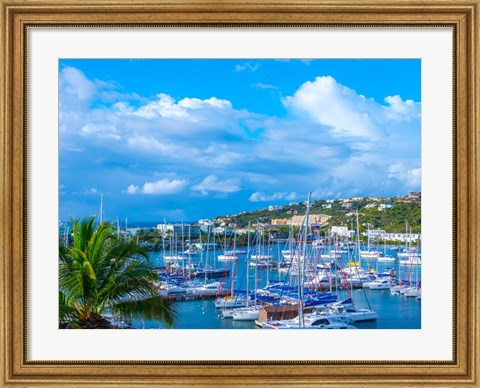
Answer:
1, 0, 478, 386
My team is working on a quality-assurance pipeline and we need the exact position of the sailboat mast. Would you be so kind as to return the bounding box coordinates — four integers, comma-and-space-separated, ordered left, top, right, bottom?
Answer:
246, 221, 251, 307
188, 225, 192, 278
254, 220, 259, 306
181, 221, 185, 277
205, 225, 211, 284
356, 210, 361, 267
299, 192, 311, 329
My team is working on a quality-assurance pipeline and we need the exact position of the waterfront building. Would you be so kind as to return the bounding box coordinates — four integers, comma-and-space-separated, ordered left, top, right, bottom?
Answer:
268, 205, 284, 211
271, 218, 290, 226
291, 214, 332, 225
198, 219, 214, 226
366, 229, 387, 241
408, 192, 421, 200
330, 226, 355, 238
156, 223, 200, 237
382, 232, 421, 242
270, 214, 332, 227
378, 203, 395, 211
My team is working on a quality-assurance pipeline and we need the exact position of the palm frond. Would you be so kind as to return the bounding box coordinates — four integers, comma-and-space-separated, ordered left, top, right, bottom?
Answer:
59, 291, 80, 324
59, 216, 174, 329
111, 296, 175, 327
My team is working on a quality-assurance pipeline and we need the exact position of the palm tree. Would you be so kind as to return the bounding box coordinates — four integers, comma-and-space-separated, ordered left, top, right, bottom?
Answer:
59, 217, 174, 329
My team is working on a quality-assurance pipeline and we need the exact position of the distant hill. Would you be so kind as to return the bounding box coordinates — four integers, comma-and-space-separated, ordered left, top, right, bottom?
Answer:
213, 194, 421, 233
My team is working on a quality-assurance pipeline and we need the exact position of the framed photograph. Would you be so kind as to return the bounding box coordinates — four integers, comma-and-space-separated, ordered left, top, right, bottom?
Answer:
1, 0, 478, 386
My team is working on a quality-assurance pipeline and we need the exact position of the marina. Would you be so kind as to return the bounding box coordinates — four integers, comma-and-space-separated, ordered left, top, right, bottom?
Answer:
125, 219, 421, 330
59, 195, 422, 331
57, 59, 422, 332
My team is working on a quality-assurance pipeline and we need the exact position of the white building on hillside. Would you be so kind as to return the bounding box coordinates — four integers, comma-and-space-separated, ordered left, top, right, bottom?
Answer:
157, 223, 200, 237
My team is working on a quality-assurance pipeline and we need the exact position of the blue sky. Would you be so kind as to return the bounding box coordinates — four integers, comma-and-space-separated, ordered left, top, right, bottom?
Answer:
59, 59, 421, 222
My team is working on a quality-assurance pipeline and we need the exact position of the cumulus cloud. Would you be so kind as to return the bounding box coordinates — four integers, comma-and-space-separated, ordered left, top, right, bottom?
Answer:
60, 64, 421, 218
249, 191, 297, 202
282, 76, 420, 140
132, 94, 233, 124
388, 164, 422, 188
61, 66, 96, 101
125, 178, 187, 195
191, 175, 241, 195
383, 95, 421, 121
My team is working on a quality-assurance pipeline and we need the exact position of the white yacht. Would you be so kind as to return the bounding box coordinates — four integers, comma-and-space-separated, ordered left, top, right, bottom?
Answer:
399, 257, 422, 266
262, 315, 357, 330
404, 287, 421, 297
368, 277, 393, 290
390, 283, 408, 294
232, 305, 261, 321
217, 254, 238, 261
214, 296, 248, 309
187, 282, 223, 295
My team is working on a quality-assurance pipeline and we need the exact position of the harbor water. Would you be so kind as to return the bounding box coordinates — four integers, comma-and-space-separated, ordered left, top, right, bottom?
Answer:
133, 244, 421, 329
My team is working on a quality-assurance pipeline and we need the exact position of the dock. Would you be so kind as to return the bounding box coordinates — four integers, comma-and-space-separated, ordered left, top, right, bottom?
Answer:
163, 291, 229, 301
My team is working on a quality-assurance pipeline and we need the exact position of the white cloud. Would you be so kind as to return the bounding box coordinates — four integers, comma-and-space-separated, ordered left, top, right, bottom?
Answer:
60, 66, 421, 205
249, 191, 297, 202
134, 93, 190, 119
235, 62, 259, 72
81, 123, 121, 140
191, 175, 241, 195
178, 97, 232, 110
388, 164, 422, 188
127, 136, 190, 157
84, 187, 98, 195
285, 192, 297, 200
59, 142, 85, 153
282, 76, 379, 139
61, 66, 96, 101
252, 83, 278, 90
125, 178, 187, 195
282, 76, 420, 140
238, 172, 280, 185
383, 95, 421, 121
126, 184, 139, 194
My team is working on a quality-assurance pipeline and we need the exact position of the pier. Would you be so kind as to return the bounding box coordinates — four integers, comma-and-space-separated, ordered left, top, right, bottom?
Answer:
163, 291, 228, 301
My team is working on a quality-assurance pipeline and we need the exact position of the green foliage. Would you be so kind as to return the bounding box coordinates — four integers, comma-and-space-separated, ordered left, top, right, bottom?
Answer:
375, 202, 421, 233
59, 217, 175, 329
215, 197, 421, 233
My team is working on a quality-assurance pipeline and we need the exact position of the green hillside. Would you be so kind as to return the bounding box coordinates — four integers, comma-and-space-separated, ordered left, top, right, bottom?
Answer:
214, 195, 421, 234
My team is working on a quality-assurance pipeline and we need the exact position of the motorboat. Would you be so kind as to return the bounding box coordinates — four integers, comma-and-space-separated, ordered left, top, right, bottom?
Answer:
261, 315, 357, 330
368, 277, 393, 290
186, 281, 223, 295
399, 257, 422, 266
214, 295, 248, 308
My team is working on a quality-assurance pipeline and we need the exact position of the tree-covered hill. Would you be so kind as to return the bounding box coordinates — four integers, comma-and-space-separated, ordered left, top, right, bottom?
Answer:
214, 195, 421, 233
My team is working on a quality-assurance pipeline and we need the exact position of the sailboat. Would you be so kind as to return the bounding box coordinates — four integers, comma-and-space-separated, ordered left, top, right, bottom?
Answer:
217, 227, 239, 261
231, 222, 263, 321
192, 225, 229, 280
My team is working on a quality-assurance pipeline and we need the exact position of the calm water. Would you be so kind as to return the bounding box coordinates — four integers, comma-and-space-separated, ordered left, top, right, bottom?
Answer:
135, 244, 421, 329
